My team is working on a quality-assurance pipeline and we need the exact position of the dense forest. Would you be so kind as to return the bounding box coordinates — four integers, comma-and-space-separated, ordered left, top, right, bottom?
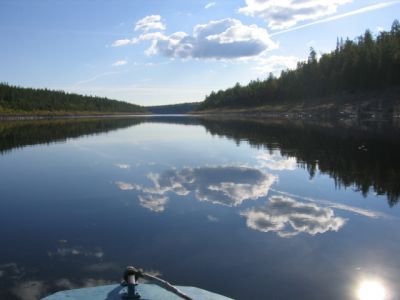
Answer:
147, 102, 200, 114
198, 20, 400, 111
0, 83, 146, 114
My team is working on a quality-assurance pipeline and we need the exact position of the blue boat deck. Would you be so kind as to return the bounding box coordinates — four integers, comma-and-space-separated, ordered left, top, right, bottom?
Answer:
41, 283, 233, 300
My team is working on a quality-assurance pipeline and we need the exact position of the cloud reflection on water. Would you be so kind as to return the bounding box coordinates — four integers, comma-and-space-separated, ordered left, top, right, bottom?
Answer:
0, 263, 25, 280
82, 262, 121, 273
256, 151, 297, 171
115, 182, 140, 191
12, 280, 48, 300
113, 163, 131, 169
272, 189, 387, 219
47, 245, 104, 259
116, 166, 276, 211
241, 195, 347, 237
138, 194, 168, 212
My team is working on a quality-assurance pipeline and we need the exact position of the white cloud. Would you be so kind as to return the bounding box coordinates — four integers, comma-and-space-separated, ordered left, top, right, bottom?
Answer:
138, 194, 168, 212
256, 151, 297, 170
118, 166, 276, 208
139, 18, 277, 59
170, 166, 275, 206
83, 262, 121, 273
111, 38, 138, 47
239, 0, 353, 30
0, 263, 25, 280
47, 245, 104, 258
205, 2, 216, 9
271, 189, 387, 219
270, 1, 400, 36
12, 280, 48, 300
207, 215, 219, 222
115, 181, 140, 190
70, 71, 120, 88
114, 163, 131, 169
135, 15, 166, 32
205, 178, 275, 205
112, 60, 128, 67
241, 196, 347, 237
145, 171, 190, 196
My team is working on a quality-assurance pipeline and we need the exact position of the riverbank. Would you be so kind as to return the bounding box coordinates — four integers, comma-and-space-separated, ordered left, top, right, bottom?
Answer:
193, 89, 400, 120
0, 111, 149, 121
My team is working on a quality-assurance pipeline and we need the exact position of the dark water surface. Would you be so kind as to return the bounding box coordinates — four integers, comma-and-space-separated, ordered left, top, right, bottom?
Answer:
0, 116, 400, 300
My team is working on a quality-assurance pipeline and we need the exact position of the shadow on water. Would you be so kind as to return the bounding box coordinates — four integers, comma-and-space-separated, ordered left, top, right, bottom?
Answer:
1, 115, 399, 208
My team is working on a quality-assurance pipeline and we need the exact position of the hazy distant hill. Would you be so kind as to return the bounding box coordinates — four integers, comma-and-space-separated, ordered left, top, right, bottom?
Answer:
0, 83, 146, 115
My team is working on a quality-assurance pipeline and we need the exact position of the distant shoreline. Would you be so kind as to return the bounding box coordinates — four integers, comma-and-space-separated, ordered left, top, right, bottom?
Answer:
192, 89, 400, 121
2, 88, 400, 121
0, 112, 149, 121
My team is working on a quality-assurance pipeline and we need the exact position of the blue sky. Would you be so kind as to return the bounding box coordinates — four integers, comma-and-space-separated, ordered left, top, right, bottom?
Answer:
0, 0, 399, 106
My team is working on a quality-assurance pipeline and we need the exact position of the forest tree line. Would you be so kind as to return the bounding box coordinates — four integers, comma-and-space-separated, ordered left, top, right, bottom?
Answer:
198, 20, 400, 110
147, 102, 200, 114
0, 83, 146, 114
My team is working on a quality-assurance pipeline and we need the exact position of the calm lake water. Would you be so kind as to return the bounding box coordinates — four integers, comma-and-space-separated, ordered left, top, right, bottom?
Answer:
0, 116, 400, 300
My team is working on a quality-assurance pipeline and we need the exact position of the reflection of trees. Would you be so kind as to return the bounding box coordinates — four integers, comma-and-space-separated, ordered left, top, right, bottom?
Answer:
0, 116, 202, 154
2, 116, 399, 207
0, 118, 144, 154
199, 118, 400, 207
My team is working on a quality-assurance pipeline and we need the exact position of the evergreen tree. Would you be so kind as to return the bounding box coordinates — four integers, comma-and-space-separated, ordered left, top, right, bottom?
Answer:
0, 83, 146, 114
199, 20, 400, 111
